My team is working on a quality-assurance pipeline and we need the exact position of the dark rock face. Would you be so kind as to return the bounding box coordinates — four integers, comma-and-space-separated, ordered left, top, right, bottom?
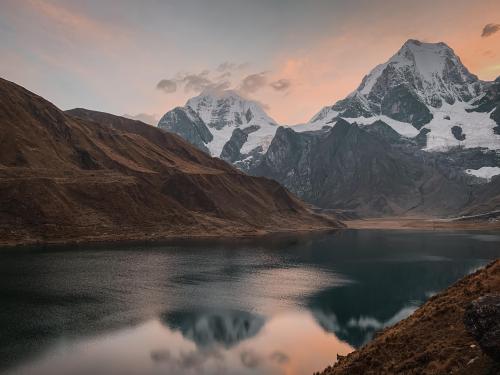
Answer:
451, 126, 466, 141
443, 148, 500, 171
469, 78, 500, 127
220, 125, 261, 164
221, 128, 248, 163
253, 126, 318, 199
361, 120, 403, 143
332, 94, 374, 118
251, 119, 474, 217
157, 107, 213, 153
415, 128, 431, 148
464, 294, 500, 361
380, 85, 433, 128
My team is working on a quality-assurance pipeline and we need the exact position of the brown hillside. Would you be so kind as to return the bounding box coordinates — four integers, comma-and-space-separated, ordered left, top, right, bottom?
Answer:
318, 260, 500, 375
0, 78, 342, 246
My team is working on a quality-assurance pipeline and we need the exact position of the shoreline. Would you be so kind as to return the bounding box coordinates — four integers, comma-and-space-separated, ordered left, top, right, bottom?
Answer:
345, 217, 500, 231
0, 225, 341, 250
2, 217, 499, 249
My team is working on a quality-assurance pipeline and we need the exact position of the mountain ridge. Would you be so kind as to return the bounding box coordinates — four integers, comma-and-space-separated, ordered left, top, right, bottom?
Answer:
158, 39, 500, 171
252, 119, 487, 217
152, 39, 500, 217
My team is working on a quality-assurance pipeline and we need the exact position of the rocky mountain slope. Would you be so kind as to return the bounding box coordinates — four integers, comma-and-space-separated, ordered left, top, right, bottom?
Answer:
158, 88, 278, 170
0, 78, 342, 246
252, 119, 495, 216
317, 260, 500, 375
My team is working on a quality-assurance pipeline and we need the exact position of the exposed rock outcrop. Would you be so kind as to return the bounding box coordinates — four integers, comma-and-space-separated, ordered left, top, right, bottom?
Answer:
251, 119, 476, 217
464, 294, 500, 361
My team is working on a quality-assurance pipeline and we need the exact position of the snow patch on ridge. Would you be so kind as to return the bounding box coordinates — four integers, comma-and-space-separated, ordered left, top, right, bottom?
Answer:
343, 116, 420, 138
241, 125, 278, 154
465, 166, 500, 182
423, 102, 500, 151
293, 115, 420, 138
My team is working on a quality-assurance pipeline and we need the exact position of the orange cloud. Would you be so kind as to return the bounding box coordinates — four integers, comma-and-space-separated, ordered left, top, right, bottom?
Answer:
27, 0, 130, 46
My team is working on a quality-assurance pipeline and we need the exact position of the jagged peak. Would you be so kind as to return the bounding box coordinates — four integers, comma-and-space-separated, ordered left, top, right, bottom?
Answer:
348, 38, 482, 111
400, 39, 450, 50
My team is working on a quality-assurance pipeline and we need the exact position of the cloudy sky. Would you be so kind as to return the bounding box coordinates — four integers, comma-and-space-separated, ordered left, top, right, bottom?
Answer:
1, 0, 500, 125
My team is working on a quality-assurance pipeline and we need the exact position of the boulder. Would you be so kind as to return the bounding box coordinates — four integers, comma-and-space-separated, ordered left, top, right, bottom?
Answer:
464, 294, 500, 361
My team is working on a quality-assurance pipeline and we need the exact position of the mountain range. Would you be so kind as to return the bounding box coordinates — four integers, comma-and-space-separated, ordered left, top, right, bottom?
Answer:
0, 78, 341, 246
158, 40, 500, 217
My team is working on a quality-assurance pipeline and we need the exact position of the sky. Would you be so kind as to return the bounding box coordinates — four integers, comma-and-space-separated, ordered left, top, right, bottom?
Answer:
1, 0, 500, 125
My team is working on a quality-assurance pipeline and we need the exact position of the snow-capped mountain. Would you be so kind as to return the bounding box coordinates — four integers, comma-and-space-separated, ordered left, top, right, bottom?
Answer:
249, 40, 500, 217
186, 88, 276, 130
158, 88, 278, 169
304, 39, 500, 152
157, 39, 500, 209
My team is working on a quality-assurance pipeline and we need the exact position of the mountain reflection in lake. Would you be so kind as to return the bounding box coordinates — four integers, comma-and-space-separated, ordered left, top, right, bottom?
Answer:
1, 230, 499, 375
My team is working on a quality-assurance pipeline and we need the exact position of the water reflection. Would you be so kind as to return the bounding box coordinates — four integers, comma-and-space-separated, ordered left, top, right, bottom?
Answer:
161, 309, 265, 348
5, 313, 353, 375
307, 259, 481, 347
0, 230, 499, 374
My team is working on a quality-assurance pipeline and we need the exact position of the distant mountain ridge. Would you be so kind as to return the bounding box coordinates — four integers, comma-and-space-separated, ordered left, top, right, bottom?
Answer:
158, 40, 500, 169
156, 39, 500, 217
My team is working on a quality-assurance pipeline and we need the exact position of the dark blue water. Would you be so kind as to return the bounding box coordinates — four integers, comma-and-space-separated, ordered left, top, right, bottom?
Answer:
1, 230, 499, 375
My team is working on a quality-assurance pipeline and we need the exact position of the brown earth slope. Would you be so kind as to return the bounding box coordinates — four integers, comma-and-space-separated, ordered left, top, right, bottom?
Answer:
318, 260, 500, 375
0, 78, 342, 246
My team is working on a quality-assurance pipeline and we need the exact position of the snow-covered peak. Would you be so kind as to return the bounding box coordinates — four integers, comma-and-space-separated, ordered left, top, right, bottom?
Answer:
301, 39, 499, 153
158, 89, 280, 168
186, 89, 277, 130
357, 39, 481, 107
306, 39, 485, 126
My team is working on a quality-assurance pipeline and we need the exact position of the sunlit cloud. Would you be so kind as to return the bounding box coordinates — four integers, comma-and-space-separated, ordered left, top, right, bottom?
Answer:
270, 79, 291, 91
239, 72, 268, 94
26, 0, 130, 45
156, 79, 177, 93
156, 69, 233, 95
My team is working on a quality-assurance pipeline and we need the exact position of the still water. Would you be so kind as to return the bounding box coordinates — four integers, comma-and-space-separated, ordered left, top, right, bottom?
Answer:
1, 230, 499, 375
